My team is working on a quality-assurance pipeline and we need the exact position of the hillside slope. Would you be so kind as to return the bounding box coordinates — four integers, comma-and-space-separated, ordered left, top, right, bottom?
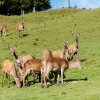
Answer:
0, 8, 100, 100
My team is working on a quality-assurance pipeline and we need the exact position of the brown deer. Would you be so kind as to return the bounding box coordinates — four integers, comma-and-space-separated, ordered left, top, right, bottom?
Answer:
68, 33, 80, 60
41, 50, 82, 87
0, 25, 7, 36
18, 21, 24, 37
9, 47, 34, 76
22, 59, 42, 86
41, 50, 69, 87
68, 59, 82, 70
2, 59, 21, 87
52, 42, 68, 60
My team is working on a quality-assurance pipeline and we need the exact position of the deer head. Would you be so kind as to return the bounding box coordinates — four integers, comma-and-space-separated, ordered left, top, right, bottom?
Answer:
74, 59, 83, 70
9, 47, 22, 68
9, 47, 16, 54
72, 33, 80, 43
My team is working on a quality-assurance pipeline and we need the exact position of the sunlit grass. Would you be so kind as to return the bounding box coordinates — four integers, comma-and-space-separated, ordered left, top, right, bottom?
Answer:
0, 8, 100, 100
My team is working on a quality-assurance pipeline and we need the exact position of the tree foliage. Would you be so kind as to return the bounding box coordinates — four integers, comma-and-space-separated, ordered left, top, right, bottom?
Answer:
0, 0, 51, 15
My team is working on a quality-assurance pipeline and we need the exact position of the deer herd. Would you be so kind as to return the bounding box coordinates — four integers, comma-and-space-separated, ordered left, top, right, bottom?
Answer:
1, 21, 83, 88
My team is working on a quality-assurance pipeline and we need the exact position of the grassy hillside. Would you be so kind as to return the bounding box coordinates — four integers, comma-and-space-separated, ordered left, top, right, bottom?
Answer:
0, 8, 100, 100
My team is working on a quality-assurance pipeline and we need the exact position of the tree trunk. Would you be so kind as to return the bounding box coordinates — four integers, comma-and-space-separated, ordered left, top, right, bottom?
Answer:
32, 6, 35, 13
21, 8, 24, 15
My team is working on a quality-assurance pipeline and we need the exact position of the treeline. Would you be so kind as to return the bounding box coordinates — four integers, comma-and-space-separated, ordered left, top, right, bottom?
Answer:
0, 0, 51, 15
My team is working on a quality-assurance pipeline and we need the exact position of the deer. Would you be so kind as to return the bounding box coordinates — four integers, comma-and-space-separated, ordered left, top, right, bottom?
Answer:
52, 42, 69, 60
2, 59, 21, 87
0, 25, 7, 36
41, 50, 69, 87
9, 47, 34, 76
41, 50, 82, 87
68, 33, 80, 60
21, 59, 42, 86
18, 20, 24, 37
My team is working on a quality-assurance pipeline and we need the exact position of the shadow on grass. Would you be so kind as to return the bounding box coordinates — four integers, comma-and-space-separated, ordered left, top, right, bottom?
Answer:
80, 59, 87, 62
64, 77, 88, 83
22, 34, 30, 37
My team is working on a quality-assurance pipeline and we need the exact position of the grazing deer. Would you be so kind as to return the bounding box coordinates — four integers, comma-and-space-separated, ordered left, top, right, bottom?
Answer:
22, 59, 42, 86
68, 59, 83, 70
68, 33, 80, 60
41, 50, 82, 87
0, 25, 7, 36
2, 59, 21, 87
18, 21, 24, 37
52, 42, 68, 60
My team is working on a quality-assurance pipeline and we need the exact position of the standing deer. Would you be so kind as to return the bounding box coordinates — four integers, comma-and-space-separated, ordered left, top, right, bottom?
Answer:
0, 25, 7, 36
68, 33, 80, 60
52, 42, 69, 60
2, 59, 21, 87
22, 59, 42, 86
18, 21, 24, 37
9, 47, 34, 75
41, 50, 82, 87
41, 50, 69, 87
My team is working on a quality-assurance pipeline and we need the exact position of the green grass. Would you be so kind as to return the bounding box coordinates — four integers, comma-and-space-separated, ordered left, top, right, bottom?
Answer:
0, 8, 100, 100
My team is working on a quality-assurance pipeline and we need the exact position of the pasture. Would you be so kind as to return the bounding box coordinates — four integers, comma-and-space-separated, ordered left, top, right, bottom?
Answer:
0, 8, 100, 100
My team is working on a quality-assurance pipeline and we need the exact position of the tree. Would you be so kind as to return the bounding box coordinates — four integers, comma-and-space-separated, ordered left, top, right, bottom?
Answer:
0, 0, 51, 15
30, 0, 51, 12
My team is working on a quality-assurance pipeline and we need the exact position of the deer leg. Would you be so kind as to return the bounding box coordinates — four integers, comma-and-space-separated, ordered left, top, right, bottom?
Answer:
38, 72, 41, 83
41, 67, 44, 87
44, 73, 47, 87
22, 70, 30, 86
19, 31, 22, 37
20, 31, 24, 38
6, 73, 10, 88
57, 71, 60, 84
3, 32, 6, 36
44, 65, 52, 87
2, 71, 5, 87
61, 67, 64, 84
1, 32, 2, 37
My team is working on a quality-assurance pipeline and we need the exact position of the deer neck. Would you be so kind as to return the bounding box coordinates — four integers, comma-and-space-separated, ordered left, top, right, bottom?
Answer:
62, 48, 68, 60
75, 39, 78, 49
12, 51, 18, 61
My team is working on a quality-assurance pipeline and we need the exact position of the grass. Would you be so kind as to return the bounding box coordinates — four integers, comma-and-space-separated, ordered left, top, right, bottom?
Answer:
0, 8, 100, 100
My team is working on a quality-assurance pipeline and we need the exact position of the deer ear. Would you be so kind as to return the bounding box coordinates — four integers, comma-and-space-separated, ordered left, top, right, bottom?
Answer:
72, 34, 75, 38
13, 46, 17, 50
63, 41, 67, 46
77, 33, 80, 37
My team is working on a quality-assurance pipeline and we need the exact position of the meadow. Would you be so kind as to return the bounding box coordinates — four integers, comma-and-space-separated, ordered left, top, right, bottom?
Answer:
0, 8, 100, 100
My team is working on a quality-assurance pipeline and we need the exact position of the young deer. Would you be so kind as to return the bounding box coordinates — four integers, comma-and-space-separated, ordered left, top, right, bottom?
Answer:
2, 59, 21, 87
0, 25, 7, 36
68, 33, 80, 60
52, 42, 68, 60
22, 59, 42, 86
41, 50, 69, 87
18, 21, 24, 37
41, 50, 82, 87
